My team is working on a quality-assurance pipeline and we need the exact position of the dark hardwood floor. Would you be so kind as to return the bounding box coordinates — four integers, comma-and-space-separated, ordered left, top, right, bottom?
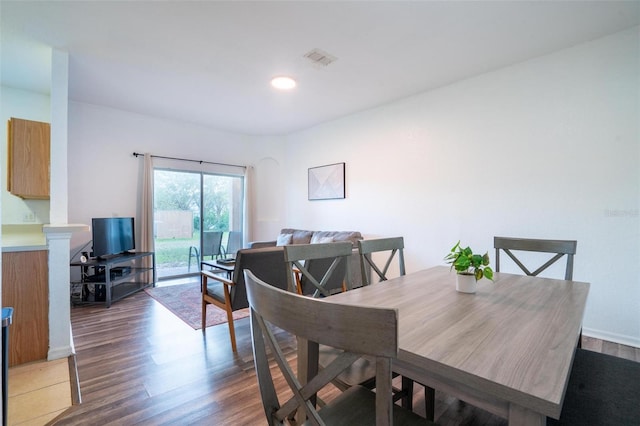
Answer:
52, 286, 640, 425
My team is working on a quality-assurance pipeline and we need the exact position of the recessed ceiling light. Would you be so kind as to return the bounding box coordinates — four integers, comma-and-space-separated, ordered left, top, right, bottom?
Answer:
271, 76, 296, 90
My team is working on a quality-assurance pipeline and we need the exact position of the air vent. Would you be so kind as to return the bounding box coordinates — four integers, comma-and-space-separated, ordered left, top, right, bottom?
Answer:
303, 48, 337, 67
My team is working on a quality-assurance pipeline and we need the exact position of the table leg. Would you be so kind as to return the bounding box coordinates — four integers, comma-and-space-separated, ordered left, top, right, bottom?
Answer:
509, 404, 546, 426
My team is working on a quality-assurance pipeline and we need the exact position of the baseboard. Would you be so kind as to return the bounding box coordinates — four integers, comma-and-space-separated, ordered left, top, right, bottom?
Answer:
48, 345, 74, 361
583, 327, 640, 349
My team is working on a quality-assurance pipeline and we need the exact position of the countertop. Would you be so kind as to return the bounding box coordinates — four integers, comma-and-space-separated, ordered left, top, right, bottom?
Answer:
2, 224, 47, 252
2, 223, 89, 252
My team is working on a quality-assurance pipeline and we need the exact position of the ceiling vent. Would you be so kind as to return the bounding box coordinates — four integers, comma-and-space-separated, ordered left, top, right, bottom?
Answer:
303, 48, 337, 67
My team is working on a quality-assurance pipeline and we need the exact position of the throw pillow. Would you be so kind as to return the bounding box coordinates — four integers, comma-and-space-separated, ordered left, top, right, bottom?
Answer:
276, 233, 293, 246
310, 234, 334, 244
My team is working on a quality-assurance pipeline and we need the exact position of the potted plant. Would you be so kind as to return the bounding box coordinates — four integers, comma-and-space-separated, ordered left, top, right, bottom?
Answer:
445, 241, 494, 293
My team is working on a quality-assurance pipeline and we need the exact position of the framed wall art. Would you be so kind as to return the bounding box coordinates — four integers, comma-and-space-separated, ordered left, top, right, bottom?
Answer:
308, 162, 345, 200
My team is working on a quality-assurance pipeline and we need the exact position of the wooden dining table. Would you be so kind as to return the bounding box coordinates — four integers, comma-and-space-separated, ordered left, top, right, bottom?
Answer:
328, 265, 590, 425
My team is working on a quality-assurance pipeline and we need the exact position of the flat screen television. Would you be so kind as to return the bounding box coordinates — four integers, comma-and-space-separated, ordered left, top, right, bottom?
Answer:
92, 217, 135, 258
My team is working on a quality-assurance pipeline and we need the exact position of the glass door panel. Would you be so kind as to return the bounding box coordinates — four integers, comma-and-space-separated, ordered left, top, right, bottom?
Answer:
153, 170, 201, 279
203, 173, 244, 258
153, 169, 244, 281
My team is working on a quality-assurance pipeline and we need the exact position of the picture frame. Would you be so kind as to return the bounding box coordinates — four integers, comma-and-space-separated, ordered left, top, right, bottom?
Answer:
308, 162, 345, 200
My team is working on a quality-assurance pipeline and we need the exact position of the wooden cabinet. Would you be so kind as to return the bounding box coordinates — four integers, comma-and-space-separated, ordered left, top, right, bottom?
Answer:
1, 250, 49, 366
7, 117, 50, 199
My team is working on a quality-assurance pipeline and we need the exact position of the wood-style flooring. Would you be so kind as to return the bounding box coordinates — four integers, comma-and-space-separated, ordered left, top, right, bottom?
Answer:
46, 285, 639, 425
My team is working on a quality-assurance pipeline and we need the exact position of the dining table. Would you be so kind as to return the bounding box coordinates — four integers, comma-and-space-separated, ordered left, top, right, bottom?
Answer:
328, 265, 590, 425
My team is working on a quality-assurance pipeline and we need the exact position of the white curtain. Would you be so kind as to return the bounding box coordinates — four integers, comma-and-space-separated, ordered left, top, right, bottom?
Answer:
243, 165, 255, 247
141, 153, 154, 253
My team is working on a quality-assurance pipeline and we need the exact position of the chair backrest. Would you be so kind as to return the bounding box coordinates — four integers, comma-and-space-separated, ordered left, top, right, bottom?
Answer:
202, 231, 223, 257
225, 231, 243, 257
358, 237, 406, 285
283, 242, 353, 297
244, 269, 398, 426
494, 236, 577, 280
226, 247, 288, 310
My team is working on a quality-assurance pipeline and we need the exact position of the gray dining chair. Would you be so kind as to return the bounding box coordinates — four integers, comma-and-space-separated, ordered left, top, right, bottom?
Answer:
547, 349, 640, 425
494, 236, 581, 347
283, 242, 364, 392
283, 241, 353, 297
244, 269, 431, 426
358, 237, 435, 419
284, 241, 414, 411
494, 236, 577, 280
358, 237, 406, 285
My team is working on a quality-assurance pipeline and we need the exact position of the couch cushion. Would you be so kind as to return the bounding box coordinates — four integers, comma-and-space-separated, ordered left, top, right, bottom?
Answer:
310, 234, 334, 244
280, 228, 314, 244
312, 230, 363, 247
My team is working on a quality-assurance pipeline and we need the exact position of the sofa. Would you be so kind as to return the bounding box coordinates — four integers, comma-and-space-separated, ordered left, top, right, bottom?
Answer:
249, 228, 365, 287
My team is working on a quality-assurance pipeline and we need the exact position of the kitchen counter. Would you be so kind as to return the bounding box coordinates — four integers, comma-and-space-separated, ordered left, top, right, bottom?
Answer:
2, 224, 47, 251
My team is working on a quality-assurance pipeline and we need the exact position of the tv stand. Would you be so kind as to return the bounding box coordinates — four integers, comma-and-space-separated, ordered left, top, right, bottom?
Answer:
70, 251, 155, 307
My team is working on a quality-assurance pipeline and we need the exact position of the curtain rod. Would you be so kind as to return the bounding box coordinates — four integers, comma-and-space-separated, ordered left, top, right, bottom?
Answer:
132, 152, 246, 169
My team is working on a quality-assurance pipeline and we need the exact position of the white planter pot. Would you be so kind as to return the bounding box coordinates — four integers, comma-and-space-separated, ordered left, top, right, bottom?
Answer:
456, 273, 477, 294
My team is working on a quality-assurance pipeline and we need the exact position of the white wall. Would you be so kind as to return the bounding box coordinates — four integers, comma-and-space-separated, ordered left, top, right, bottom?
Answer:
65, 27, 639, 346
282, 28, 640, 346
67, 102, 287, 250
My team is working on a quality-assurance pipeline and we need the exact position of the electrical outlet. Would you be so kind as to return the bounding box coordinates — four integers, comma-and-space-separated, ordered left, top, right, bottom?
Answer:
22, 212, 36, 223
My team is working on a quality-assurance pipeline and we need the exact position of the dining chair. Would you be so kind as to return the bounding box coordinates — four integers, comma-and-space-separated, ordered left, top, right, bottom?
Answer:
243, 269, 432, 426
547, 348, 640, 425
494, 236, 581, 346
494, 236, 577, 280
201, 246, 288, 352
285, 241, 414, 410
283, 241, 353, 297
358, 237, 435, 419
358, 237, 406, 285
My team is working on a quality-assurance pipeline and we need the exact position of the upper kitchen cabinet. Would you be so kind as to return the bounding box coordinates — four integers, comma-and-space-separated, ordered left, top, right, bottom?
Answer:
7, 117, 50, 199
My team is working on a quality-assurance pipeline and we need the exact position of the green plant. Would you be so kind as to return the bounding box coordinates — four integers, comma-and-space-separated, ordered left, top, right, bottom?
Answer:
445, 241, 494, 281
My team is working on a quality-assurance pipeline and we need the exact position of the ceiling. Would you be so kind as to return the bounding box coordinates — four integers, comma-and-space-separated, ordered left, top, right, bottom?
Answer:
1, 1, 639, 136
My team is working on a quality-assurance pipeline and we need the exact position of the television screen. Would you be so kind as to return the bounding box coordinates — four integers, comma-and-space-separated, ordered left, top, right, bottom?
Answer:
92, 217, 135, 258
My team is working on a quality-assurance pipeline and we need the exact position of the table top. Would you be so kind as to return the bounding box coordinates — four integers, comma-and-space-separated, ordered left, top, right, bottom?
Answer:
329, 265, 590, 420
201, 258, 235, 272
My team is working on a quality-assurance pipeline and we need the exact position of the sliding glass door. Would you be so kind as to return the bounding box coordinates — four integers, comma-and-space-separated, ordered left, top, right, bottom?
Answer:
153, 168, 244, 280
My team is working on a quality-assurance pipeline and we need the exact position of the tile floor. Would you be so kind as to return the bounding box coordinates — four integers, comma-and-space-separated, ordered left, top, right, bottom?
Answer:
6, 281, 187, 425
7, 358, 72, 425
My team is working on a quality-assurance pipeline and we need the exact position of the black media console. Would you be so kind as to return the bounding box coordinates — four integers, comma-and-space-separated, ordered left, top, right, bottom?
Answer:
70, 251, 156, 308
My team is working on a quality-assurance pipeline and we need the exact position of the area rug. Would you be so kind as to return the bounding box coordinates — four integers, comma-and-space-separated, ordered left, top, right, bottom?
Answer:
144, 282, 249, 330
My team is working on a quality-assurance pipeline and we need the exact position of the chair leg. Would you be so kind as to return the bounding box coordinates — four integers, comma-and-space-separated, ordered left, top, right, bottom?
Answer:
201, 273, 207, 332
226, 308, 237, 352
202, 300, 207, 332
424, 385, 435, 422
400, 376, 413, 410
188, 246, 199, 273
